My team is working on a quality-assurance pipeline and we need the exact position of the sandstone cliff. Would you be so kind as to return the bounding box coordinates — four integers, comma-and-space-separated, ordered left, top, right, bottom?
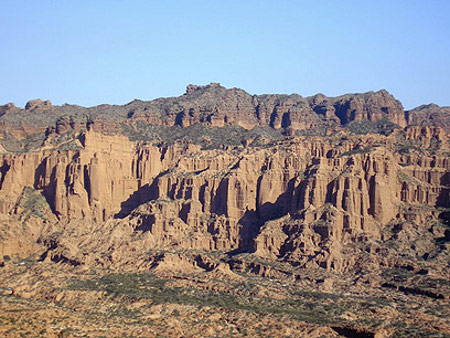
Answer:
0, 86, 448, 276
1, 87, 449, 337
0, 124, 448, 277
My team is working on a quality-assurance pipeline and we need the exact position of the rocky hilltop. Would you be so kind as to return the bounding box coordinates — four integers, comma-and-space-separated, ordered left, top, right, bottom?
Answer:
1, 83, 449, 152
0, 85, 449, 337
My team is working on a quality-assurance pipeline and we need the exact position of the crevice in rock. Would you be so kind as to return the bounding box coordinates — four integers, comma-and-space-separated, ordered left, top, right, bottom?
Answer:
0, 161, 10, 190
83, 164, 91, 203
175, 112, 185, 126
367, 175, 376, 217
333, 100, 352, 125
269, 111, 278, 128
281, 112, 290, 129
211, 178, 229, 216
40, 165, 59, 218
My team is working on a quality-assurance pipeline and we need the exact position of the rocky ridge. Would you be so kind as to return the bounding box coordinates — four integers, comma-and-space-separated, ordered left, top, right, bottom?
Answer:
1, 83, 449, 152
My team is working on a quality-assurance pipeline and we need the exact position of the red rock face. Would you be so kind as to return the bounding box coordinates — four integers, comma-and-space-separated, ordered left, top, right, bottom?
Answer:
407, 104, 450, 133
128, 84, 407, 130
0, 126, 448, 270
0, 85, 448, 273
0, 87, 449, 337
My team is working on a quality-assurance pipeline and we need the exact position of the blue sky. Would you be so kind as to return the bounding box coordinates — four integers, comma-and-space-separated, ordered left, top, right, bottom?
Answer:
1, 1, 449, 109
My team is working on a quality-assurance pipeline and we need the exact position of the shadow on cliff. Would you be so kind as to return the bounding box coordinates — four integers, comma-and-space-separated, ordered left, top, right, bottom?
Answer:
34, 160, 60, 218
436, 173, 450, 246
114, 171, 170, 219
0, 162, 10, 190
436, 188, 450, 209
226, 176, 298, 256
436, 172, 450, 209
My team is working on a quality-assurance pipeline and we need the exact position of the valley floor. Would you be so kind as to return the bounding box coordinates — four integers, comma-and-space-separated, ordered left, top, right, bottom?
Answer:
0, 256, 448, 338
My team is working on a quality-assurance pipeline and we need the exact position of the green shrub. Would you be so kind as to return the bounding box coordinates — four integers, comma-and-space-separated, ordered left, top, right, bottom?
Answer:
18, 187, 50, 221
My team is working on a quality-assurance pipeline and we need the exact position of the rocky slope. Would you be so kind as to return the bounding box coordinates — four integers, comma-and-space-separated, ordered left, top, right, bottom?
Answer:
1, 83, 449, 152
0, 85, 449, 337
406, 103, 450, 132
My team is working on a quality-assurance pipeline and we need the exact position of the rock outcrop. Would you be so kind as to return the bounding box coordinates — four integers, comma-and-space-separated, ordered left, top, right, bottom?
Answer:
126, 84, 407, 130
25, 99, 52, 110
0, 124, 448, 274
0, 87, 449, 338
407, 103, 450, 133
3, 84, 447, 154
0, 86, 448, 275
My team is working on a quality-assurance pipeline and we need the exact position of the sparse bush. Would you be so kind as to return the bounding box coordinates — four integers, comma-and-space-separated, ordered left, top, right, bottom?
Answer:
121, 122, 286, 149
347, 118, 399, 135
17, 187, 50, 221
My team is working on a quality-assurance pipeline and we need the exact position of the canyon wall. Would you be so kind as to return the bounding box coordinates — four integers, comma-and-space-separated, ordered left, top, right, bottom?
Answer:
0, 126, 448, 269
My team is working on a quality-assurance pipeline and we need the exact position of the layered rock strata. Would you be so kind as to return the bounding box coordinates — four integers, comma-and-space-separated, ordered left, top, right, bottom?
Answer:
0, 125, 448, 272
1, 83, 449, 154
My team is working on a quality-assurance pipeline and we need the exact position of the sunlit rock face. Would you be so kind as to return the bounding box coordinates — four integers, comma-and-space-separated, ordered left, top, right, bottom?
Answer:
0, 124, 448, 272
0, 86, 449, 337
0, 85, 448, 272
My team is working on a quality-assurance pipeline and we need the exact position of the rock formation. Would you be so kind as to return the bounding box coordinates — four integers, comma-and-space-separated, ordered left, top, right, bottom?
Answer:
0, 123, 448, 270
406, 103, 450, 133
1, 83, 448, 153
0, 85, 449, 337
